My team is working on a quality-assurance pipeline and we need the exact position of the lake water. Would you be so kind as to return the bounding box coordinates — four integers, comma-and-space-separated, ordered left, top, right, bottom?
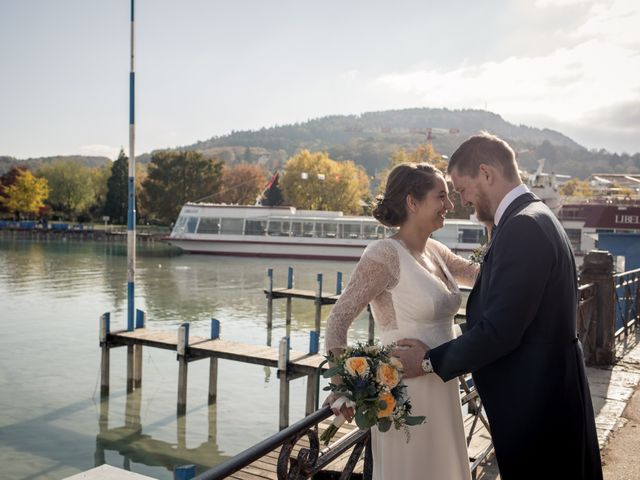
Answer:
0, 237, 371, 480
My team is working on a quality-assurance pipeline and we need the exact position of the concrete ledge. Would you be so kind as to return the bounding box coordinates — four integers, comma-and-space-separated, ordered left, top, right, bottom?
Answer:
62, 465, 156, 480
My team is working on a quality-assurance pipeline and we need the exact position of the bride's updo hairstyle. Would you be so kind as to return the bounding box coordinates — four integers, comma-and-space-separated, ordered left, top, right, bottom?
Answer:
373, 163, 442, 227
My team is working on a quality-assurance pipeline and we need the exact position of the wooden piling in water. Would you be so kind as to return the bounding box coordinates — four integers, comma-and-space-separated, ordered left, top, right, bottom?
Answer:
133, 309, 145, 388
305, 331, 320, 416
99, 312, 111, 397
315, 273, 323, 333
266, 267, 274, 330
278, 336, 290, 430
177, 323, 190, 415
208, 319, 220, 405
285, 267, 293, 332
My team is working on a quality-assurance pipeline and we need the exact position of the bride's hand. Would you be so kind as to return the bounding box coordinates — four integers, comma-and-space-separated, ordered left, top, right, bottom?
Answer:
393, 338, 429, 378
323, 392, 355, 422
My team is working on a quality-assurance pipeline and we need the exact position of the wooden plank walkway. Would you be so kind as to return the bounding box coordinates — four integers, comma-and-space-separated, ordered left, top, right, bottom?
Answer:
109, 328, 327, 376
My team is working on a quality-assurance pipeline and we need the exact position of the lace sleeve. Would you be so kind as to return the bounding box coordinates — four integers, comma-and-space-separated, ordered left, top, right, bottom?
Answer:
324, 240, 400, 353
428, 239, 479, 288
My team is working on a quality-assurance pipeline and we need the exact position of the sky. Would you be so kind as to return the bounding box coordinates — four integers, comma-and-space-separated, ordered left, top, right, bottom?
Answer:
1, 0, 639, 160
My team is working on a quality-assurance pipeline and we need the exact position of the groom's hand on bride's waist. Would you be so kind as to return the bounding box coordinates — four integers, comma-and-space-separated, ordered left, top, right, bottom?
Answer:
393, 339, 430, 379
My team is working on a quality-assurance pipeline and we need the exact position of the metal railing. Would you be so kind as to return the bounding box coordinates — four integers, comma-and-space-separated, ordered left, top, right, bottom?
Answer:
189, 373, 492, 480
614, 267, 640, 341
192, 405, 372, 480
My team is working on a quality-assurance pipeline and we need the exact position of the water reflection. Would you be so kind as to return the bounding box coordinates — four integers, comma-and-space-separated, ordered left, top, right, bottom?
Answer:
96, 389, 229, 475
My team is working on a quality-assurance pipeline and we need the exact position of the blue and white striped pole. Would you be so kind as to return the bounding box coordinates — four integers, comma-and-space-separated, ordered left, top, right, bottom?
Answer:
127, 0, 136, 331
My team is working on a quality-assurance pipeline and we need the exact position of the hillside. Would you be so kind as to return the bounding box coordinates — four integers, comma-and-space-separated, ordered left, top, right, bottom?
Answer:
182, 108, 638, 177
3, 109, 638, 178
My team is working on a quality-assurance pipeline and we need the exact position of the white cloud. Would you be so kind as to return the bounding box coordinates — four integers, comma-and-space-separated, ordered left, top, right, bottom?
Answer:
372, 36, 639, 147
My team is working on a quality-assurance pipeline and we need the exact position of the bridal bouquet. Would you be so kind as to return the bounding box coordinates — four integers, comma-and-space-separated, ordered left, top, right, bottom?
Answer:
320, 342, 425, 445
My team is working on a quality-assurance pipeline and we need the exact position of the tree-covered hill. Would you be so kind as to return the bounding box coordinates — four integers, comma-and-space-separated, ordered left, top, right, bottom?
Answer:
3, 108, 639, 178
0, 155, 111, 175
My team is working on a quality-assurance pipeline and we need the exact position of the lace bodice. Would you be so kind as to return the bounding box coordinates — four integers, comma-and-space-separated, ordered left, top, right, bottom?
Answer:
324, 238, 479, 353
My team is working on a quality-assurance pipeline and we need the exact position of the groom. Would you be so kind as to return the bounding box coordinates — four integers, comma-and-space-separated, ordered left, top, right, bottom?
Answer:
394, 133, 602, 479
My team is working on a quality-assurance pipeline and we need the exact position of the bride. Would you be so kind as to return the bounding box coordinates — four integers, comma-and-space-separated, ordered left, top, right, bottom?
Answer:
324, 162, 479, 479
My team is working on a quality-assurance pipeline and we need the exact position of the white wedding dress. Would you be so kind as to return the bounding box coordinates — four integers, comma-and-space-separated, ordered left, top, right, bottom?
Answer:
325, 238, 478, 480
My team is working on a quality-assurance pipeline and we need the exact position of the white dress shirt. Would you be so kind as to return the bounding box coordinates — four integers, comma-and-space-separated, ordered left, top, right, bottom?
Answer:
494, 184, 530, 227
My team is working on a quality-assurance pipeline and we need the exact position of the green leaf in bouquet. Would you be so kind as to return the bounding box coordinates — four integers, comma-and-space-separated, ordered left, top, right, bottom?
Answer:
377, 418, 392, 432
404, 415, 426, 426
355, 409, 370, 429
322, 366, 340, 378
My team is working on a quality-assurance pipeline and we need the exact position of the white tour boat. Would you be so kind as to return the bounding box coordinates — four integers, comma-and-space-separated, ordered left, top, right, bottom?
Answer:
166, 203, 486, 261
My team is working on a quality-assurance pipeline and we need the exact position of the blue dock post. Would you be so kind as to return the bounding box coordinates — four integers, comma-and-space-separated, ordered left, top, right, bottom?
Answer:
285, 266, 294, 330
309, 330, 319, 354
174, 464, 196, 480
266, 267, 274, 330
336, 271, 343, 295
314, 273, 323, 333
100, 312, 111, 397
135, 309, 145, 329
278, 336, 291, 429
177, 323, 190, 415
209, 318, 220, 405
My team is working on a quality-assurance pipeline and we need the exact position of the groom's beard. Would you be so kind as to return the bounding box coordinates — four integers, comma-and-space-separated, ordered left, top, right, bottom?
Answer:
473, 189, 494, 224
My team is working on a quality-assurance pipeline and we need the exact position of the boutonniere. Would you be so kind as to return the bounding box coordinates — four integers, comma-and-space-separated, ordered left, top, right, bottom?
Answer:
469, 243, 488, 265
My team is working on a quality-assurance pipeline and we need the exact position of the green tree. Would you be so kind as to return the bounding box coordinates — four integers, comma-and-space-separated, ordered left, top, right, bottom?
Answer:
38, 161, 95, 218
0, 169, 49, 219
281, 150, 369, 214
141, 150, 224, 224
218, 163, 267, 205
103, 149, 130, 224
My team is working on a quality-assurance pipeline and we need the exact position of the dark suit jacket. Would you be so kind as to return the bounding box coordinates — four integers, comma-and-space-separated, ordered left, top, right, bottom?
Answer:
429, 192, 602, 480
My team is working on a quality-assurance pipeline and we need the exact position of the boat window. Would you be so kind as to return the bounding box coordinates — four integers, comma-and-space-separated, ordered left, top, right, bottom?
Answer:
172, 215, 188, 234
341, 223, 362, 239
267, 220, 291, 236
197, 217, 220, 234
363, 224, 383, 239
291, 221, 315, 237
459, 228, 485, 244
220, 218, 244, 235
317, 222, 338, 238
185, 216, 199, 234
245, 220, 267, 236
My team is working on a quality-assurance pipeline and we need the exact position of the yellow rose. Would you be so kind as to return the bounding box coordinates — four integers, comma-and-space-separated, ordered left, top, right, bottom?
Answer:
376, 362, 400, 388
377, 392, 396, 418
344, 356, 370, 377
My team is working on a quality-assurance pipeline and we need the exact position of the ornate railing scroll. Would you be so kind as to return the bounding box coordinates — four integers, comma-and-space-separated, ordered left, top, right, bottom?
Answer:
613, 268, 640, 341
193, 405, 372, 480
577, 282, 598, 360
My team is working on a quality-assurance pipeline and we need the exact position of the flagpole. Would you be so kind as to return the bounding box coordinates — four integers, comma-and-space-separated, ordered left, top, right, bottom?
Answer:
127, 0, 136, 331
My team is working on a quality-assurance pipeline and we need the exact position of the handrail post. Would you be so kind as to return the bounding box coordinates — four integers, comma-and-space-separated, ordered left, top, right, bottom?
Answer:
580, 250, 616, 365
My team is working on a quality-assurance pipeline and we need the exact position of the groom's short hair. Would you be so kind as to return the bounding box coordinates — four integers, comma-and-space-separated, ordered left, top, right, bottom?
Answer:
447, 132, 519, 181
